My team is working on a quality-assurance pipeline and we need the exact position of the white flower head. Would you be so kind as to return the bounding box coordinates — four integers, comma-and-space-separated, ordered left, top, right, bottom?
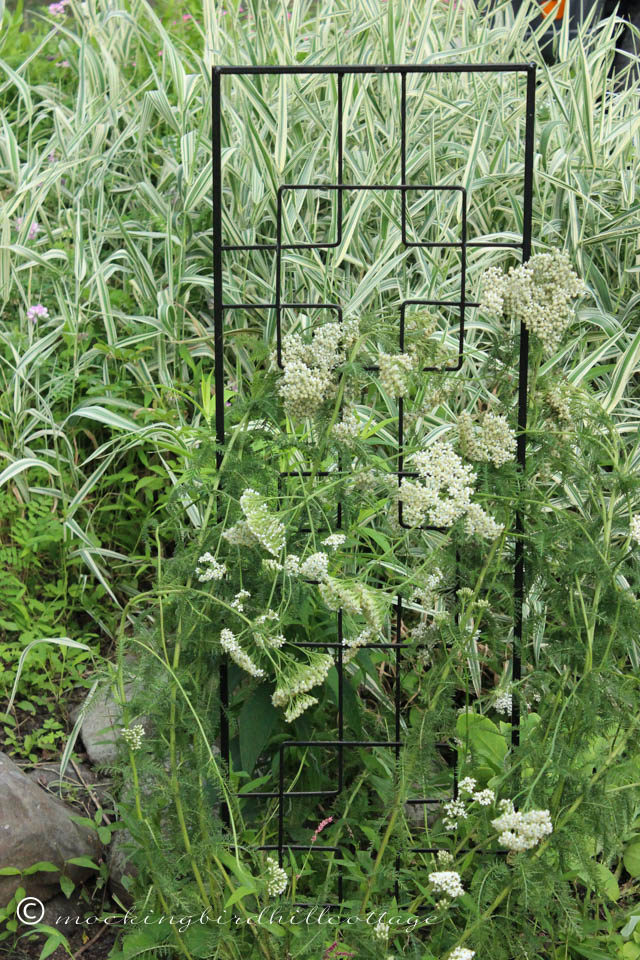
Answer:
121, 724, 145, 751
491, 805, 553, 851
428, 870, 465, 898
265, 857, 288, 897
195, 553, 226, 582
220, 628, 264, 679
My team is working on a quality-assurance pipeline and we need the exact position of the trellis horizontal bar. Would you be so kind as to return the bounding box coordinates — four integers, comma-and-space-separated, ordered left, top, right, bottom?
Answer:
215, 63, 537, 74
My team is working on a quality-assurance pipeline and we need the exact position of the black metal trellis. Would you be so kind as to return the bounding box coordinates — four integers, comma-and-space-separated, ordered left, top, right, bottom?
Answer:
212, 62, 535, 906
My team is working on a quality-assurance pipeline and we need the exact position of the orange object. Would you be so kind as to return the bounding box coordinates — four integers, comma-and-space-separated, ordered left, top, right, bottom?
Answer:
540, 0, 566, 18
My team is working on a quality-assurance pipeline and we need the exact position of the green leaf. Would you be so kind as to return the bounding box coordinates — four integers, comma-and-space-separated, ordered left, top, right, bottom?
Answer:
621, 915, 640, 938
0, 867, 21, 876
224, 884, 256, 909
238, 684, 278, 774
22, 862, 60, 875
624, 842, 640, 879
456, 712, 507, 772
59, 875, 75, 898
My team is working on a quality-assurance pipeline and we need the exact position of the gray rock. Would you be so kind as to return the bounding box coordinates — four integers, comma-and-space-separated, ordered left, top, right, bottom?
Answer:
0, 752, 103, 908
28, 760, 113, 806
78, 679, 137, 767
107, 830, 137, 904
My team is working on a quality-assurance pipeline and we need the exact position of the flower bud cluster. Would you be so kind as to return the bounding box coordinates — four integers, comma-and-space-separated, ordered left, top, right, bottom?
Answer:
240, 489, 286, 556
319, 577, 385, 631
378, 352, 415, 398
272, 653, 334, 711
374, 920, 390, 941
299, 552, 330, 581
220, 628, 264, 679
332, 408, 361, 445
437, 849, 454, 866
491, 800, 553, 851
479, 251, 586, 355
284, 694, 318, 722
342, 627, 373, 663
448, 949, 475, 960
631, 514, 640, 544
222, 520, 259, 547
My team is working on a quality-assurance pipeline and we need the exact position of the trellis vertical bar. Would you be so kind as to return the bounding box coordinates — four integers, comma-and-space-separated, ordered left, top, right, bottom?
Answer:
512, 63, 536, 749
212, 67, 230, 821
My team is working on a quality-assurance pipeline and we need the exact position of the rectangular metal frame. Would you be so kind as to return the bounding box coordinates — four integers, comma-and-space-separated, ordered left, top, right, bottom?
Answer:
212, 61, 536, 906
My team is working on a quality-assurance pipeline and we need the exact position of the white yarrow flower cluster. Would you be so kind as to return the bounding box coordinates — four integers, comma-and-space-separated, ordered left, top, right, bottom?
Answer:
474, 788, 495, 806
220, 628, 264, 679
265, 857, 288, 897
494, 688, 512, 715
458, 777, 477, 795
479, 251, 586, 355
121, 724, 145, 751
272, 653, 334, 713
322, 533, 346, 550
378, 352, 415, 398
400, 441, 503, 539
342, 627, 373, 664
631, 514, 640, 544
279, 325, 343, 419
458, 411, 516, 468
448, 949, 475, 960
332, 408, 361, 445
437, 849, 454, 866
284, 694, 318, 722
374, 919, 390, 941
491, 800, 553, 851
443, 798, 468, 831
240, 489, 285, 556
299, 552, 330, 581
195, 553, 227, 582
231, 589, 251, 612
428, 871, 465, 898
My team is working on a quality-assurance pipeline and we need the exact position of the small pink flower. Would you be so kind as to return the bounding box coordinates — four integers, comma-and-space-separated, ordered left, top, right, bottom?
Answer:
48, 151, 58, 163
311, 815, 333, 843
27, 304, 49, 323
182, 12, 192, 20
16, 219, 41, 239
158, 50, 163, 56
57, 59, 71, 67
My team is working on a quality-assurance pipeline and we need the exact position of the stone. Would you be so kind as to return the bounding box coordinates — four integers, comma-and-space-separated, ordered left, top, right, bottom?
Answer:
0, 752, 103, 908
107, 830, 137, 904
28, 760, 113, 806
77, 679, 137, 767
